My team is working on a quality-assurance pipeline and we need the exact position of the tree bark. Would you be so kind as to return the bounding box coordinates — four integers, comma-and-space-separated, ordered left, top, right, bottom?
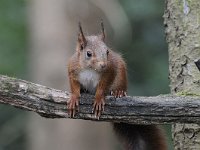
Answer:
164, 0, 200, 149
1, 75, 200, 124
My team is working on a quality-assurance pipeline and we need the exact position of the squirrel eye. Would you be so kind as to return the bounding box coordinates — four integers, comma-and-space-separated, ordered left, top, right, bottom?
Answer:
86, 51, 92, 58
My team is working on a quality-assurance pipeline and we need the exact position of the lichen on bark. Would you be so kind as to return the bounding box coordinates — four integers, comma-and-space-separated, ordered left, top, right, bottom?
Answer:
164, 0, 200, 149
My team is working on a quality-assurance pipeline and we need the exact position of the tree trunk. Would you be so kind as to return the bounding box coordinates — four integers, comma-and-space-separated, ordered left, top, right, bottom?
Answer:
164, 0, 200, 149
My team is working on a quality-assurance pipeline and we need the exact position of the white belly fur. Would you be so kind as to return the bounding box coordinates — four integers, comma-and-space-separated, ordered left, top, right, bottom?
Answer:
78, 69, 100, 94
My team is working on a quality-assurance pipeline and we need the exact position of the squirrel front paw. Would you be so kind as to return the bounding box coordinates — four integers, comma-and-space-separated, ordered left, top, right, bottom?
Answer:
67, 95, 79, 118
92, 97, 105, 119
111, 90, 127, 98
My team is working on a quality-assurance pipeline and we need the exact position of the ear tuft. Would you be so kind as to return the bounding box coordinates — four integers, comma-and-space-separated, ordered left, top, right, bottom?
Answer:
78, 22, 87, 49
100, 20, 105, 41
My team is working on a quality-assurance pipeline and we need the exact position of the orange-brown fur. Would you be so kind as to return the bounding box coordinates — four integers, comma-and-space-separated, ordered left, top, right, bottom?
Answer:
67, 22, 167, 150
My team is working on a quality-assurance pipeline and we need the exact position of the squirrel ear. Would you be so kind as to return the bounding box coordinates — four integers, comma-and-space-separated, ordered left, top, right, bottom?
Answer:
78, 22, 87, 49
100, 20, 105, 41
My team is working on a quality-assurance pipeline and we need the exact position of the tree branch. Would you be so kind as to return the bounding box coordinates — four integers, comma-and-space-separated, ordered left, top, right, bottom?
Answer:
0, 75, 200, 124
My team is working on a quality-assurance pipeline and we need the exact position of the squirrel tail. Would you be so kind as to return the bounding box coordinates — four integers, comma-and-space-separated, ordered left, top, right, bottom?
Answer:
113, 123, 167, 150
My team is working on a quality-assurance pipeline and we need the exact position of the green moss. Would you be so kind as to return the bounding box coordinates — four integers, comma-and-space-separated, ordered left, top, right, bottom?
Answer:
176, 91, 200, 97
1, 80, 13, 92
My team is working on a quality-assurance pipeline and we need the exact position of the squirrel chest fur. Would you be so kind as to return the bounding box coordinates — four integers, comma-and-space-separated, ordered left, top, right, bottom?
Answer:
67, 22, 167, 150
78, 69, 100, 94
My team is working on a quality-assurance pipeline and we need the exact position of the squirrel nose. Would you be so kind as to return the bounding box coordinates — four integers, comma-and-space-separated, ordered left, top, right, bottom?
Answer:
99, 62, 106, 69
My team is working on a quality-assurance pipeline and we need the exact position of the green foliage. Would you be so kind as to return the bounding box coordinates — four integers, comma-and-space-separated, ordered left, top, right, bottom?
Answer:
0, 0, 27, 77
0, 0, 27, 150
119, 0, 169, 96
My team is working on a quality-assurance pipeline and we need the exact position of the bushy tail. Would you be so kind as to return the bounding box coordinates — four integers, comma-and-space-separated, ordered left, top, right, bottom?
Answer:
113, 123, 167, 150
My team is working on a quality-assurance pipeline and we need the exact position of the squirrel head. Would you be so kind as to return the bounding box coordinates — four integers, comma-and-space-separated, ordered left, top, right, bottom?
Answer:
76, 22, 109, 72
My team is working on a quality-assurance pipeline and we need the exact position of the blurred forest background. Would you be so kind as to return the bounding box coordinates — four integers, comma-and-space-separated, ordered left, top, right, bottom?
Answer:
0, 0, 172, 150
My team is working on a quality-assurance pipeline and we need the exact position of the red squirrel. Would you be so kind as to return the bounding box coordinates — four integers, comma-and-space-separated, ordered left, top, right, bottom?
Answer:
67, 22, 167, 150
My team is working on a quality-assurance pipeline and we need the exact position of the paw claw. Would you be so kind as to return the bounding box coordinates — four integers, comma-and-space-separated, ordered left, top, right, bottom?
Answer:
67, 95, 79, 118
110, 91, 114, 95
124, 91, 127, 97
93, 98, 105, 119
111, 90, 127, 98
